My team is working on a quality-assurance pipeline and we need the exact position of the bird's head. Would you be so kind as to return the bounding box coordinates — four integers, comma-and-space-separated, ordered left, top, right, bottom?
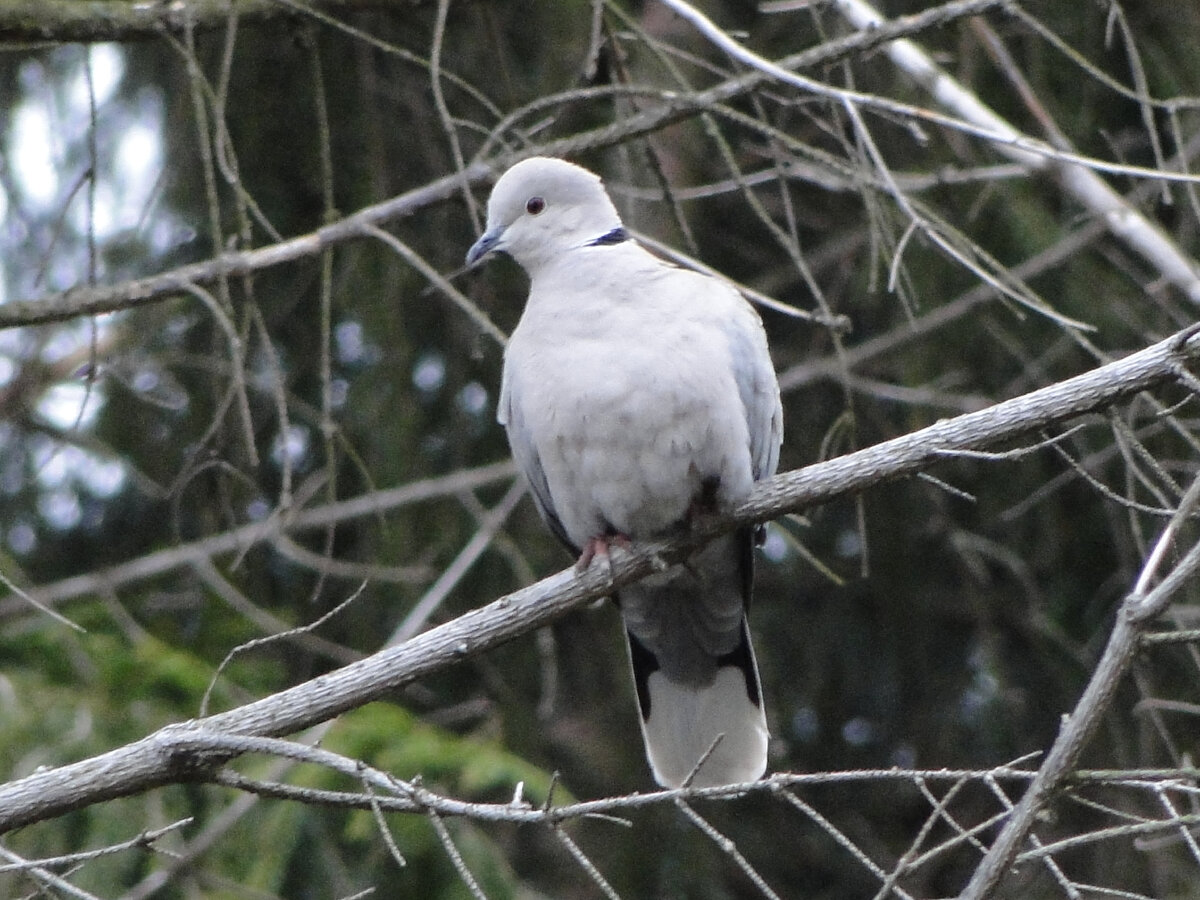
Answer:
466, 157, 624, 273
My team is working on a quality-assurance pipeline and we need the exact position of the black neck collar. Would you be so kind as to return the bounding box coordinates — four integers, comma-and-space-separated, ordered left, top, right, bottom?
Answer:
586, 226, 630, 247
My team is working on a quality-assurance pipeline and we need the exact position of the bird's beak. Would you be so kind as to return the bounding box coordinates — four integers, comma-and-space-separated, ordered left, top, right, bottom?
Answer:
466, 227, 504, 266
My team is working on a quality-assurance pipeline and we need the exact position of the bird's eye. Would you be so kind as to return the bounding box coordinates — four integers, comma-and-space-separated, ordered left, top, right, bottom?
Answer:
525, 197, 545, 215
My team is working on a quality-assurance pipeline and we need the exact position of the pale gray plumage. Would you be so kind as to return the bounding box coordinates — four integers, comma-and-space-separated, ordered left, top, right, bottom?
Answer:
467, 157, 782, 788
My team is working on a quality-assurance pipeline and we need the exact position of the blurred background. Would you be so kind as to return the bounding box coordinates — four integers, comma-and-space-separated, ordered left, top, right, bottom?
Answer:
2, 1, 1200, 897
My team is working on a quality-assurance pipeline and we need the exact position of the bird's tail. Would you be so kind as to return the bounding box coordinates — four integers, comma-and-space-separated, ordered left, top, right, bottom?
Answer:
618, 531, 768, 788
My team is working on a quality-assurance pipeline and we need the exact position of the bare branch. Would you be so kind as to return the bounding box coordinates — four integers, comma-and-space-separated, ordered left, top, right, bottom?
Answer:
830, 0, 1200, 304
6, 4, 1200, 893
0, 0, 1016, 332
0, 0, 408, 43
962, 470, 1200, 898
0, 324, 1196, 836
0, 459, 517, 620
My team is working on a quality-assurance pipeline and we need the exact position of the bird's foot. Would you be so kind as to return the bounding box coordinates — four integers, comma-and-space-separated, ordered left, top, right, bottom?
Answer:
685, 475, 725, 534
575, 533, 632, 574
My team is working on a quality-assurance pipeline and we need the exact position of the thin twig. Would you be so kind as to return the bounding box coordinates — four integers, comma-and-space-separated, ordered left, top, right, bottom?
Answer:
0, 460, 517, 619
676, 799, 781, 899
1, 325, 1198, 834
962, 471, 1200, 898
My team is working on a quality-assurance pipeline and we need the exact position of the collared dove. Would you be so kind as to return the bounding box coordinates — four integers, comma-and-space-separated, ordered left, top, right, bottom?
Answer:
467, 157, 782, 788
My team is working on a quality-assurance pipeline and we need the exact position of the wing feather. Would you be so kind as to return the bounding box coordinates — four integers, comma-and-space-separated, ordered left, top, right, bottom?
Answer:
722, 292, 783, 483
499, 366, 576, 553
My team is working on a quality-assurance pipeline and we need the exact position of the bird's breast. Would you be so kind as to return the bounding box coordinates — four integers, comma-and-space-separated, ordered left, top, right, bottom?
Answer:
506, 316, 753, 544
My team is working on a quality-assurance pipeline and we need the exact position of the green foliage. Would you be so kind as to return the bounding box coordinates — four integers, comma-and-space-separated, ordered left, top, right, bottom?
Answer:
326, 703, 565, 803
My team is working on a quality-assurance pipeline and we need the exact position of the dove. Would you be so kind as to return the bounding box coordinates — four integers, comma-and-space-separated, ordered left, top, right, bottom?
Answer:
467, 157, 782, 788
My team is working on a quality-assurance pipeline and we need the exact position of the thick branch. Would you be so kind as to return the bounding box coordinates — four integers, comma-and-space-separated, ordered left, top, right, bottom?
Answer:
0, 324, 1196, 835
0, 0, 402, 43
0, 168, 485, 330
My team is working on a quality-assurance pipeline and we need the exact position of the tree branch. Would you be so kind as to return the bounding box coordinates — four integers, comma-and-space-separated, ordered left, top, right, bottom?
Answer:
830, 0, 1200, 304
0, 0, 404, 43
0, 459, 517, 621
0, 0, 1013, 331
0, 166, 486, 330
961, 464, 1200, 898
0, 324, 1195, 836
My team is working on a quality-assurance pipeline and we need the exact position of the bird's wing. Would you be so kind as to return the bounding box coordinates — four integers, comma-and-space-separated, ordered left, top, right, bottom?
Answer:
723, 292, 783, 483
498, 363, 576, 554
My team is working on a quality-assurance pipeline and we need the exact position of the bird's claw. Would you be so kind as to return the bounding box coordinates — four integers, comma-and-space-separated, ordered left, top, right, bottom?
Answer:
575, 533, 632, 574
